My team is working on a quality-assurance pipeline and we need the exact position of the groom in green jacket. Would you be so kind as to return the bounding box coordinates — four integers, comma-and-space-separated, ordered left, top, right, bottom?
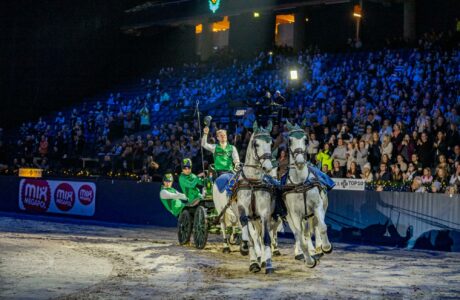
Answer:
159, 173, 188, 217
179, 158, 204, 202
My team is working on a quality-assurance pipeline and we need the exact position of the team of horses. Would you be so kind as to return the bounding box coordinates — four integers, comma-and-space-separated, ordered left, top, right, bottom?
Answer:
212, 121, 333, 274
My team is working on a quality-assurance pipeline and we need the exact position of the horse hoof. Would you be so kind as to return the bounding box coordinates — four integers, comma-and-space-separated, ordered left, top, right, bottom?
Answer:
261, 261, 266, 268
240, 242, 249, 256
249, 263, 261, 273
229, 234, 242, 245
321, 244, 333, 254
312, 253, 324, 261
273, 250, 281, 257
265, 268, 275, 275
306, 257, 317, 269
295, 254, 304, 261
222, 247, 231, 254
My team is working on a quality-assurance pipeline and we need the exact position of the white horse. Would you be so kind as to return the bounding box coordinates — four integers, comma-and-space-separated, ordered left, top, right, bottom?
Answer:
283, 122, 332, 268
212, 121, 276, 273
211, 177, 241, 253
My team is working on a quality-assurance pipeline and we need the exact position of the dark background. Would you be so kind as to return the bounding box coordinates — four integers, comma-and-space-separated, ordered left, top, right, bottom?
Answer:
0, 0, 458, 129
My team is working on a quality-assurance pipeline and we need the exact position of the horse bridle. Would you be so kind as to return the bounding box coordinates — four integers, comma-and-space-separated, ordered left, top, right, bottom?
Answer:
288, 129, 308, 167
245, 133, 273, 169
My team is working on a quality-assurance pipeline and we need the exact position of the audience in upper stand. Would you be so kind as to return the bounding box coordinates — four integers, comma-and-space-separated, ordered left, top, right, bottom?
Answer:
1, 31, 459, 193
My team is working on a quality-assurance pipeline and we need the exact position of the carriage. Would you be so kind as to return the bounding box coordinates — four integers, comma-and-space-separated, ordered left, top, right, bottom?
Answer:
177, 192, 216, 249
176, 170, 241, 249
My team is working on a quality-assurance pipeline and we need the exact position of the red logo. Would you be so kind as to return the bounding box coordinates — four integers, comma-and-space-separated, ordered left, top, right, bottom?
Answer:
54, 183, 75, 211
78, 184, 94, 205
21, 179, 51, 212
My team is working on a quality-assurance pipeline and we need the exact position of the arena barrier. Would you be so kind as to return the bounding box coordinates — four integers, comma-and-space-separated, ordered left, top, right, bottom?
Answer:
0, 176, 459, 251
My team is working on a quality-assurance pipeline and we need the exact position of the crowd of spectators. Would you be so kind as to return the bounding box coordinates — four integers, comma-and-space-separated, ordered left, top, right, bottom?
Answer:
0, 31, 459, 194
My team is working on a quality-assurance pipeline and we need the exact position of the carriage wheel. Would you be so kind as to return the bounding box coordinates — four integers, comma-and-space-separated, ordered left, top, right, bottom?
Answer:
178, 209, 192, 245
193, 206, 209, 249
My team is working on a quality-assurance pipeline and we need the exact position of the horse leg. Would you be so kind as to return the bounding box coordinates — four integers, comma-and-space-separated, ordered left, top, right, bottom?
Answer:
289, 212, 316, 268
230, 225, 241, 245
305, 217, 317, 256
220, 219, 231, 253
248, 221, 261, 273
314, 205, 332, 254
262, 217, 274, 274
287, 211, 304, 260
271, 218, 281, 256
239, 213, 250, 256
250, 221, 263, 262
294, 239, 304, 260
314, 217, 323, 253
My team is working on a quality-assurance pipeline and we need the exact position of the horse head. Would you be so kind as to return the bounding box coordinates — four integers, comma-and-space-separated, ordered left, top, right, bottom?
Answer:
287, 122, 307, 168
251, 121, 274, 173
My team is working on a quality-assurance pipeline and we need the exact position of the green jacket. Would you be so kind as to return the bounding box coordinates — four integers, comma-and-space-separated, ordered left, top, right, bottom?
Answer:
179, 173, 204, 201
159, 186, 186, 217
214, 143, 234, 171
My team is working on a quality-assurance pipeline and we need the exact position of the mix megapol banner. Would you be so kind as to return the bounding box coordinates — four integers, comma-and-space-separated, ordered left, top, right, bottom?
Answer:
19, 179, 96, 216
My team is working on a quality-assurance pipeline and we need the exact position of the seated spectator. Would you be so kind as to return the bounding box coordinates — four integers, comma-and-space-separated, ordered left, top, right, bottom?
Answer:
307, 133, 319, 161
417, 132, 434, 168
368, 132, 381, 171
433, 168, 449, 193
380, 134, 393, 160
321, 164, 331, 176
411, 153, 423, 174
38, 135, 49, 157
277, 148, 288, 179
390, 164, 403, 183
375, 163, 391, 181
345, 142, 356, 170
445, 184, 457, 195
421, 167, 433, 185
436, 154, 450, 174
395, 154, 408, 172
411, 177, 426, 193
430, 181, 443, 193
449, 163, 460, 189
355, 140, 369, 170
381, 154, 391, 167
399, 134, 415, 163
331, 159, 345, 178
448, 144, 460, 165
331, 137, 347, 168
403, 162, 418, 181
346, 161, 360, 179
360, 163, 374, 183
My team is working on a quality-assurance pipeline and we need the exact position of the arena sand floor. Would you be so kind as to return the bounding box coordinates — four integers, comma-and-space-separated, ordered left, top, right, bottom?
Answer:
0, 212, 459, 299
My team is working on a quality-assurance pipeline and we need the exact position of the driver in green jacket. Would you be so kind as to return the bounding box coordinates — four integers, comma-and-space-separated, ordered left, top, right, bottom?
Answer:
178, 158, 204, 202
202, 126, 240, 176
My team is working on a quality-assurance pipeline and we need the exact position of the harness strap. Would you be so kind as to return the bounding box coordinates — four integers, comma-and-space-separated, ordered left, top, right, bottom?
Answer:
282, 182, 322, 220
